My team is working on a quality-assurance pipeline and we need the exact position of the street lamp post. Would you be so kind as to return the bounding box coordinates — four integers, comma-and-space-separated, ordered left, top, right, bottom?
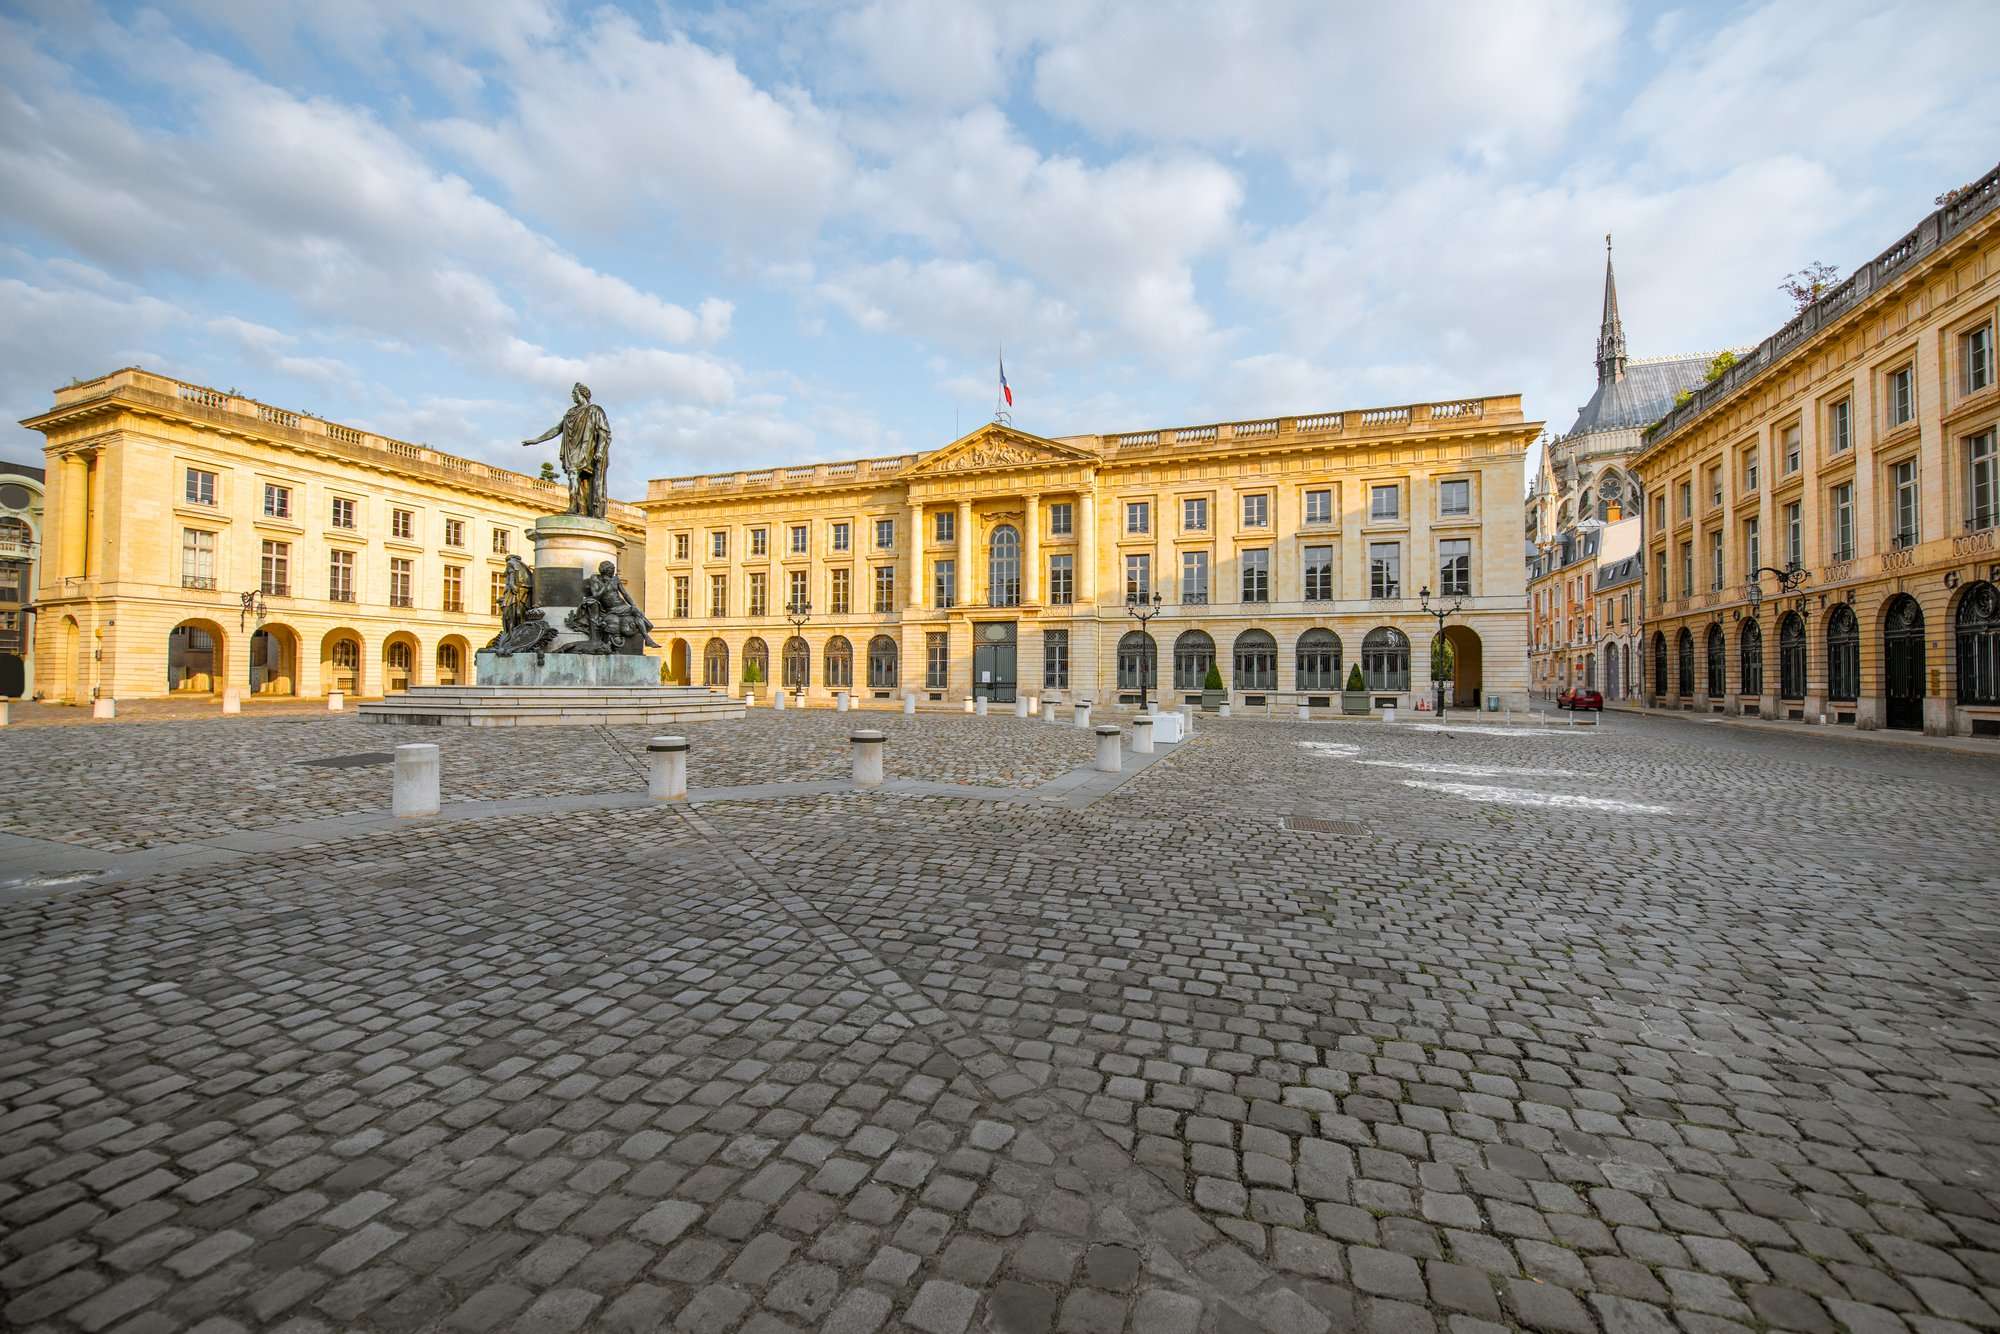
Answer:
784, 597, 811, 700
1125, 590, 1164, 712
1418, 584, 1464, 717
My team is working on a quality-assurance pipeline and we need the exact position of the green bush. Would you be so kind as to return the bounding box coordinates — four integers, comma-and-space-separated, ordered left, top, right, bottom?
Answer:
1203, 663, 1224, 691
1346, 663, 1365, 692
742, 659, 763, 685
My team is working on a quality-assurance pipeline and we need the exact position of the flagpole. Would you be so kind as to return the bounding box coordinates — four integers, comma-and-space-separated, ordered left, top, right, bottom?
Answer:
995, 344, 1012, 427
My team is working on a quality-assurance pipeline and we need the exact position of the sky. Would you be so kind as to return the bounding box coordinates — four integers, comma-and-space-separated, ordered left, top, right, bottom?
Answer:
1, 0, 1996, 499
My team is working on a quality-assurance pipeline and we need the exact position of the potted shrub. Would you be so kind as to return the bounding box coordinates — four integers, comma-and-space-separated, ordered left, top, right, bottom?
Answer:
1201, 663, 1226, 709
1341, 663, 1371, 714
741, 658, 762, 704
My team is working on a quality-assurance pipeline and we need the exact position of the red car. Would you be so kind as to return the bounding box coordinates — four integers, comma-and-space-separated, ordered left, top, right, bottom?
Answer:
1557, 688, 1603, 711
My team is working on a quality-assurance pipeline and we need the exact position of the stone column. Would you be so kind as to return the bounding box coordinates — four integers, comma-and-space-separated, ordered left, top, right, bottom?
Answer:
907, 501, 925, 608
1023, 493, 1041, 604
1077, 491, 1097, 603
956, 500, 973, 606
59, 452, 88, 580
647, 736, 689, 801
850, 729, 886, 788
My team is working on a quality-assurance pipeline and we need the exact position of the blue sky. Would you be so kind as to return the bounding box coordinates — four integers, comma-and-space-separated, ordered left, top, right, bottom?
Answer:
2, 0, 1995, 497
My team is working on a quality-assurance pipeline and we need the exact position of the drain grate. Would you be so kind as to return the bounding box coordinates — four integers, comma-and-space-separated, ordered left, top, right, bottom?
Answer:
295, 752, 395, 768
1284, 816, 1366, 836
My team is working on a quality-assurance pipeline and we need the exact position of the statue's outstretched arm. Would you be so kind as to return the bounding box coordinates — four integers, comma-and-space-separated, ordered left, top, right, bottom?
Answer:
522, 423, 562, 447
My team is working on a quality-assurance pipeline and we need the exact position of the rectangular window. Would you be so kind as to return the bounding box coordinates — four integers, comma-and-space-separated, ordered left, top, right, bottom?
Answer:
1182, 496, 1208, 531
1303, 545, 1333, 600
1831, 484, 1855, 561
831, 522, 849, 552
1126, 501, 1150, 534
711, 530, 727, 558
181, 528, 216, 589
1048, 502, 1073, 536
491, 570, 506, 615
258, 539, 288, 596
1241, 494, 1268, 528
1966, 325, 1993, 394
928, 632, 950, 690
1654, 550, 1667, 603
1438, 479, 1470, 517
1304, 488, 1333, 524
1047, 554, 1073, 605
1654, 495, 1667, 528
444, 518, 465, 548
1679, 481, 1693, 518
1240, 548, 1269, 602
185, 467, 216, 506
674, 532, 690, 561
1368, 541, 1400, 598
492, 527, 510, 555
873, 565, 895, 613
1745, 516, 1761, 576
1783, 424, 1802, 475
263, 483, 291, 519
1743, 447, 1759, 493
1124, 553, 1150, 602
750, 527, 768, 557
390, 557, 413, 607
331, 496, 356, 529
391, 508, 413, 541
789, 524, 807, 555
1370, 485, 1399, 521
875, 518, 894, 549
1894, 459, 1919, 546
1970, 430, 1999, 531
830, 568, 851, 614
1680, 541, 1693, 596
1180, 550, 1208, 604
1708, 465, 1722, 509
1709, 530, 1724, 589
934, 559, 956, 609
673, 575, 690, 618
1828, 399, 1851, 454
710, 573, 728, 616
443, 564, 464, 612
329, 549, 354, 601
935, 509, 955, 544
1042, 629, 1069, 688
1889, 364, 1915, 426
1783, 501, 1802, 569
787, 568, 807, 611
748, 571, 768, 617
1438, 539, 1471, 596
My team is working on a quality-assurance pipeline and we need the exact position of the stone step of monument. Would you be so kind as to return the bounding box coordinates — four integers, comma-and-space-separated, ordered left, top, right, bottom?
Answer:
356, 684, 746, 727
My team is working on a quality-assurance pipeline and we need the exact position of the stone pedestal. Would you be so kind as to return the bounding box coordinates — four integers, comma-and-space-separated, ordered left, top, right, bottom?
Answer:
532, 514, 628, 654
474, 651, 659, 688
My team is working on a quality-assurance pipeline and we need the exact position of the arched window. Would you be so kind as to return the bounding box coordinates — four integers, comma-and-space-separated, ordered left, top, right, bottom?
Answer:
743, 636, 769, 687
825, 635, 852, 688
1739, 619, 1763, 695
1233, 630, 1278, 691
1296, 629, 1342, 691
703, 638, 729, 687
988, 524, 1020, 608
332, 639, 360, 670
1779, 612, 1806, 699
1584, 652, 1596, 690
1956, 581, 2000, 704
1826, 604, 1859, 702
437, 642, 461, 683
1651, 632, 1667, 696
1117, 631, 1156, 691
1676, 628, 1694, 697
1172, 630, 1215, 690
1705, 624, 1725, 698
867, 635, 898, 688
1360, 627, 1408, 691
782, 636, 809, 689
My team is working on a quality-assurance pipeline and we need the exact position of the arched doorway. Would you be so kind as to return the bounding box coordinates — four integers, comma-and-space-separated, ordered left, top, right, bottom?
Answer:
1173, 630, 1216, 692
1295, 629, 1341, 693
1956, 581, 1999, 706
1117, 630, 1156, 693
867, 635, 898, 689
743, 636, 769, 691
1739, 620, 1763, 697
1778, 612, 1807, 701
1441, 625, 1482, 707
436, 636, 470, 687
1233, 629, 1277, 692
167, 619, 227, 694
703, 637, 730, 687
1362, 627, 1409, 692
1584, 652, 1596, 691
384, 635, 417, 693
62, 615, 81, 703
1606, 646, 1621, 699
1651, 631, 1667, 698
824, 636, 851, 689
782, 636, 809, 690
251, 624, 299, 695
667, 638, 691, 686
1676, 628, 1694, 699
1827, 604, 1859, 703
1705, 624, 1725, 699
1884, 594, 1924, 730
322, 629, 363, 695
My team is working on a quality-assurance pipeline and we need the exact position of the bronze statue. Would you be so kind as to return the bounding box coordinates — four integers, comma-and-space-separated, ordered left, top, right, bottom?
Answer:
488, 608, 557, 656
523, 382, 612, 518
494, 554, 535, 636
563, 560, 658, 653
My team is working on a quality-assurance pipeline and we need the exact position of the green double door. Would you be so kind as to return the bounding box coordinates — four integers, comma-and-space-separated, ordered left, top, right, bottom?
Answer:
972, 621, 1017, 702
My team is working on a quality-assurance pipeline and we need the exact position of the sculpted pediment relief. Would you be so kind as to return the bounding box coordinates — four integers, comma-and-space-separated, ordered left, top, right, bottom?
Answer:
911, 426, 1097, 477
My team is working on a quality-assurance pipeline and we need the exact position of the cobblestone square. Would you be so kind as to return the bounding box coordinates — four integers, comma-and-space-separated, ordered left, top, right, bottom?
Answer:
2, 710, 1997, 1333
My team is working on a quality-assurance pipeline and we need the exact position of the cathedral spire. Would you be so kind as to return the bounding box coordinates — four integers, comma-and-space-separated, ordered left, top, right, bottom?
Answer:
1595, 232, 1627, 385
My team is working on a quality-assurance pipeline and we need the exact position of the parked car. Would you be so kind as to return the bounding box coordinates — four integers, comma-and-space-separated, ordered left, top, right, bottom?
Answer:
1557, 687, 1604, 711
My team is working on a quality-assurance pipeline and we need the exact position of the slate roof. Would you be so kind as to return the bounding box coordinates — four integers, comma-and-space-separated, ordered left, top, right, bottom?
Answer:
1567, 354, 1711, 437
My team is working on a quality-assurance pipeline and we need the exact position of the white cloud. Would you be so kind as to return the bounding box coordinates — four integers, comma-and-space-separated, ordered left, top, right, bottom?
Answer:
814, 257, 1085, 360
829, 0, 1010, 107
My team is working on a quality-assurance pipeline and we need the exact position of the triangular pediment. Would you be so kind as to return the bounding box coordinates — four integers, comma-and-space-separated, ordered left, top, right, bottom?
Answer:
909, 424, 1099, 477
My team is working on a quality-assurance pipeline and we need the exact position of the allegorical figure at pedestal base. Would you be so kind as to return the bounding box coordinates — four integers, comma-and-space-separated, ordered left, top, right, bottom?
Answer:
563, 560, 659, 654
523, 381, 613, 519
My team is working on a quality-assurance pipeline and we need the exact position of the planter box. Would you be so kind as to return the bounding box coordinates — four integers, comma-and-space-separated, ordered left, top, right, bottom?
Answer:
1340, 692, 1371, 714
1201, 689, 1226, 709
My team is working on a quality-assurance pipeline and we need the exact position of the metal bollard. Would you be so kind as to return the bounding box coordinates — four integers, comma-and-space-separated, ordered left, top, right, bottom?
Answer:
1013, 695, 1030, 718
647, 735, 688, 801
1073, 701, 1092, 729
1132, 715, 1154, 754
836, 691, 851, 713
975, 696, 989, 717
851, 729, 886, 788
92, 697, 116, 720
222, 687, 243, 716
327, 691, 345, 712
393, 742, 440, 818
1093, 724, 1122, 772
903, 693, 917, 715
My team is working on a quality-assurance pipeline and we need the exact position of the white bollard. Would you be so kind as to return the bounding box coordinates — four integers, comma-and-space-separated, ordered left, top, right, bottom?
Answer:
1180, 704, 1195, 737
836, 691, 851, 713
0, 700, 8, 726
92, 697, 116, 720
975, 696, 989, 717
1043, 700, 1059, 723
1297, 702, 1310, 722
647, 735, 688, 801
903, 693, 917, 715
963, 697, 975, 713
392, 742, 440, 818
1093, 724, 1122, 773
1013, 695, 1030, 719
773, 690, 786, 711
743, 689, 755, 708
1132, 715, 1154, 754
222, 687, 243, 716
851, 729, 886, 788
1218, 702, 1232, 718
1148, 699, 1161, 716
1382, 705, 1397, 724
327, 691, 345, 712
1073, 701, 1093, 729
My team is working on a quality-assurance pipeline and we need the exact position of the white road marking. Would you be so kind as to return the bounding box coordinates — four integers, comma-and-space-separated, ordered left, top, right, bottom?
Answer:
1355, 760, 1579, 778
1401, 780, 1669, 814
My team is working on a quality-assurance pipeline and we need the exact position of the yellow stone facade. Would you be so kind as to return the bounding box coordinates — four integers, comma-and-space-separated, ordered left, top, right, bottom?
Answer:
22, 369, 645, 703
638, 399, 1538, 712
1633, 164, 2000, 736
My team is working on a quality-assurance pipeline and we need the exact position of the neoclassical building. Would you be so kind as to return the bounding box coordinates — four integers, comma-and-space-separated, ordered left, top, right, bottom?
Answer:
638, 397, 1538, 712
1635, 161, 2000, 736
22, 368, 645, 703
0, 458, 43, 697
1527, 239, 1721, 698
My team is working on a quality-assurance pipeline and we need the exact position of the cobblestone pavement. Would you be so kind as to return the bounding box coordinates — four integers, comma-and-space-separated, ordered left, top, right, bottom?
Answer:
2, 712, 1998, 1333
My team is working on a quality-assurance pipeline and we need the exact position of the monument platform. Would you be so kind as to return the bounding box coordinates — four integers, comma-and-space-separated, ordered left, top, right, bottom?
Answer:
356, 685, 746, 727
471, 649, 659, 688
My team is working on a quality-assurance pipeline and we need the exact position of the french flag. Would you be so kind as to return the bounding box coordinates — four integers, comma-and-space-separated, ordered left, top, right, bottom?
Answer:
999, 353, 1012, 407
